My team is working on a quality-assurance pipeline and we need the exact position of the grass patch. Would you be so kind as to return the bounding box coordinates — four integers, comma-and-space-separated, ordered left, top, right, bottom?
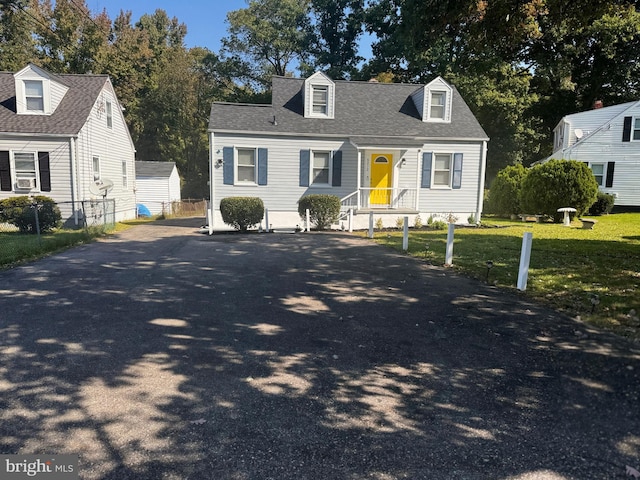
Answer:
366, 213, 640, 340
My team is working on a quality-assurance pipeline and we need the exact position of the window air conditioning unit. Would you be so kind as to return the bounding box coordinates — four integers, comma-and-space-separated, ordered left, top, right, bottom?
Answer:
16, 178, 36, 189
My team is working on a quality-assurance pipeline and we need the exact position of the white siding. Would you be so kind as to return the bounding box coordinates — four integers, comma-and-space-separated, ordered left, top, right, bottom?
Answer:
76, 82, 136, 222
136, 167, 181, 215
49, 80, 69, 113
410, 88, 425, 119
211, 134, 485, 227
553, 104, 640, 206
0, 136, 77, 222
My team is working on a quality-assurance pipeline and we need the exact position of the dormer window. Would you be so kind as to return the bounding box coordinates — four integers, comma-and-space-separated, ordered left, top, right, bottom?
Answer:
304, 72, 335, 119
412, 77, 453, 123
429, 92, 446, 120
312, 86, 328, 115
24, 80, 44, 112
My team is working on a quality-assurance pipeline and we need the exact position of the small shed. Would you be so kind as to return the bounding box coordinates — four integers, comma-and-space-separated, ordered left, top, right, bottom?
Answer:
135, 161, 181, 215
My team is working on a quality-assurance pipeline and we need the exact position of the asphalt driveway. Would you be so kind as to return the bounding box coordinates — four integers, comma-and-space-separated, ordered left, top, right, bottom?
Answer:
0, 218, 639, 479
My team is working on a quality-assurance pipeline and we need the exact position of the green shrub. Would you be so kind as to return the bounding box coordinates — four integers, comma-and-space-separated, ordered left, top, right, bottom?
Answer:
431, 220, 448, 230
220, 197, 264, 232
486, 164, 527, 216
298, 194, 340, 230
588, 192, 615, 215
0, 195, 61, 233
520, 160, 598, 223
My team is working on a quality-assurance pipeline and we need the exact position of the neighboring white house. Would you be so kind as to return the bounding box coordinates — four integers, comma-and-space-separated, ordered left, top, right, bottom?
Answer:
548, 100, 640, 207
208, 72, 489, 230
0, 64, 136, 226
135, 161, 181, 215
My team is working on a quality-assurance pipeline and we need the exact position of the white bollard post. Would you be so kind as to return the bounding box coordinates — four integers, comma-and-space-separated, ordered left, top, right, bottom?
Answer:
207, 207, 213, 236
445, 223, 455, 265
348, 209, 353, 233
517, 232, 533, 290
265, 208, 270, 233
402, 216, 409, 251
306, 208, 311, 232
368, 212, 374, 238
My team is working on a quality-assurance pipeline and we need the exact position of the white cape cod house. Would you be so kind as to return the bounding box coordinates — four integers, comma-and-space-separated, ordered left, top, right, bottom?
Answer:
208, 72, 489, 230
0, 64, 136, 227
548, 100, 640, 208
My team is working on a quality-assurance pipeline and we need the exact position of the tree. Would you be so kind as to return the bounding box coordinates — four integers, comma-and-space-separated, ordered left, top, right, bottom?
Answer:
486, 163, 527, 216
220, 0, 310, 89
0, 0, 38, 70
520, 160, 598, 222
303, 0, 365, 79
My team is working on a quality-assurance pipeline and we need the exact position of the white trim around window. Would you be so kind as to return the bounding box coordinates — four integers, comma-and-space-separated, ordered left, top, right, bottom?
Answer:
13, 151, 38, 190
432, 153, 453, 188
310, 150, 332, 186
588, 162, 605, 186
92, 156, 101, 181
632, 117, 640, 141
235, 147, 257, 185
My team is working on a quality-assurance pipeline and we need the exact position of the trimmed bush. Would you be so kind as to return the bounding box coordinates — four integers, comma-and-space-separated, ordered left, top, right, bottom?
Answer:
298, 194, 340, 230
0, 195, 61, 233
486, 164, 527, 216
220, 197, 264, 232
520, 160, 598, 223
588, 192, 615, 215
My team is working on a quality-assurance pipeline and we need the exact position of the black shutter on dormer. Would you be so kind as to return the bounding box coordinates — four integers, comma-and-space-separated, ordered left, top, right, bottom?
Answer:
623, 116, 632, 142
0, 151, 11, 191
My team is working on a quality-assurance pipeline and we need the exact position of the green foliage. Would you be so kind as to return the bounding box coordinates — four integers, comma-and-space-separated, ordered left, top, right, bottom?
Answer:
375, 217, 384, 230
467, 214, 476, 225
588, 192, 616, 216
297, 194, 340, 230
430, 220, 447, 230
414, 215, 423, 229
520, 160, 598, 222
395, 217, 404, 229
220, 197, 264, 232
486, 164, 527, 216
0, 196, 61, 233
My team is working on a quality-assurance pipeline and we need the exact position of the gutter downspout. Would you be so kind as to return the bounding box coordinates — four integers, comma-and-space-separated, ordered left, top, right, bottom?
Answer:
476, 140, 488, 223
208, 131, 215, 235
70, 137, 79, 226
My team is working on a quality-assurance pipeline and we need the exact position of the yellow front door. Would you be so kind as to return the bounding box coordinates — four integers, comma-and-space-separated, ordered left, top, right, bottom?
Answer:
370, 153, 393, 206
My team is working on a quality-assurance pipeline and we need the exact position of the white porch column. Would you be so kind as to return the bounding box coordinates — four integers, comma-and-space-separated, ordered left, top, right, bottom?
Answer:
356, 149, 362, 210
475, 140, 488, 224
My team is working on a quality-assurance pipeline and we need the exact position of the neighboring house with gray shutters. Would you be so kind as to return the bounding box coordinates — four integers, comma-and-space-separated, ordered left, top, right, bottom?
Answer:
546, 100, 640, 208
0, 64, 136, 226
135, 161, 181, 215
208, 72, 489, 230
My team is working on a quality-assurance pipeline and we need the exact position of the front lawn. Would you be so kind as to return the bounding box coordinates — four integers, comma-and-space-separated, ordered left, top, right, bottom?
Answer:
367, 213, 640, 339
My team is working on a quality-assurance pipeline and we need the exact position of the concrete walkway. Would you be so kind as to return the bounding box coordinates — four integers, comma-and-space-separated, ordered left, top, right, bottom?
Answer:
0, 218, 639, 479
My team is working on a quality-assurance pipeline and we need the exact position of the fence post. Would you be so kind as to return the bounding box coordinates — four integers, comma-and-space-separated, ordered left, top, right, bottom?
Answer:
368, 212, 374, 238
348, 209, 353, 233
306, 208, 311, 232
445, 223, 455, 265
32, 202, 41, 245
402, 216, 409, 251
517, 232, 533, 291
265, 208, 270, 233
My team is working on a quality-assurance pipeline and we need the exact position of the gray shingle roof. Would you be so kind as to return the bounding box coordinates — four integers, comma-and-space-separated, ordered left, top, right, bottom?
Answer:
209, 75, 488, 140
135, 161, 177, 178
0, 71, 108, 135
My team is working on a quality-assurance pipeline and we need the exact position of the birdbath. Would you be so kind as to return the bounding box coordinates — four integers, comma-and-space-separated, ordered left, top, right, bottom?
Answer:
557, 207, 577, 226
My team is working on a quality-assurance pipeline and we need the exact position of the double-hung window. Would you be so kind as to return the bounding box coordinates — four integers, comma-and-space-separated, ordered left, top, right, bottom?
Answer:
312, 151, 331, 185
312, 86, 328, 115
24, 80, 44, 112
122, 160, 128, 188
14, 152, 37, 189
633, 118, 640, 141
590, 163, 605, 186
433, 153, 452, 186
237, 148, 256, 183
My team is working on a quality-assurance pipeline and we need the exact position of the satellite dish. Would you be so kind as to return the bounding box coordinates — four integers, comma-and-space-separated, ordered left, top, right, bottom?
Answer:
89, 178, 114, 197
575, 128, 584, 139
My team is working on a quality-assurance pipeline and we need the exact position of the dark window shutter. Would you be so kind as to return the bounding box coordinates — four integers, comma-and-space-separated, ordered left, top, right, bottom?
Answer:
38, 152, 51, 192
606, 161, 615, 187
257, 148, 268, 185
623, 116, 632, 142
452, 153, 463, 189
0, 151, 11, 191
223, 147, 234, 185
299, 150, 310, 187
332, 150, 342, 187
421, 152, 432, 188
